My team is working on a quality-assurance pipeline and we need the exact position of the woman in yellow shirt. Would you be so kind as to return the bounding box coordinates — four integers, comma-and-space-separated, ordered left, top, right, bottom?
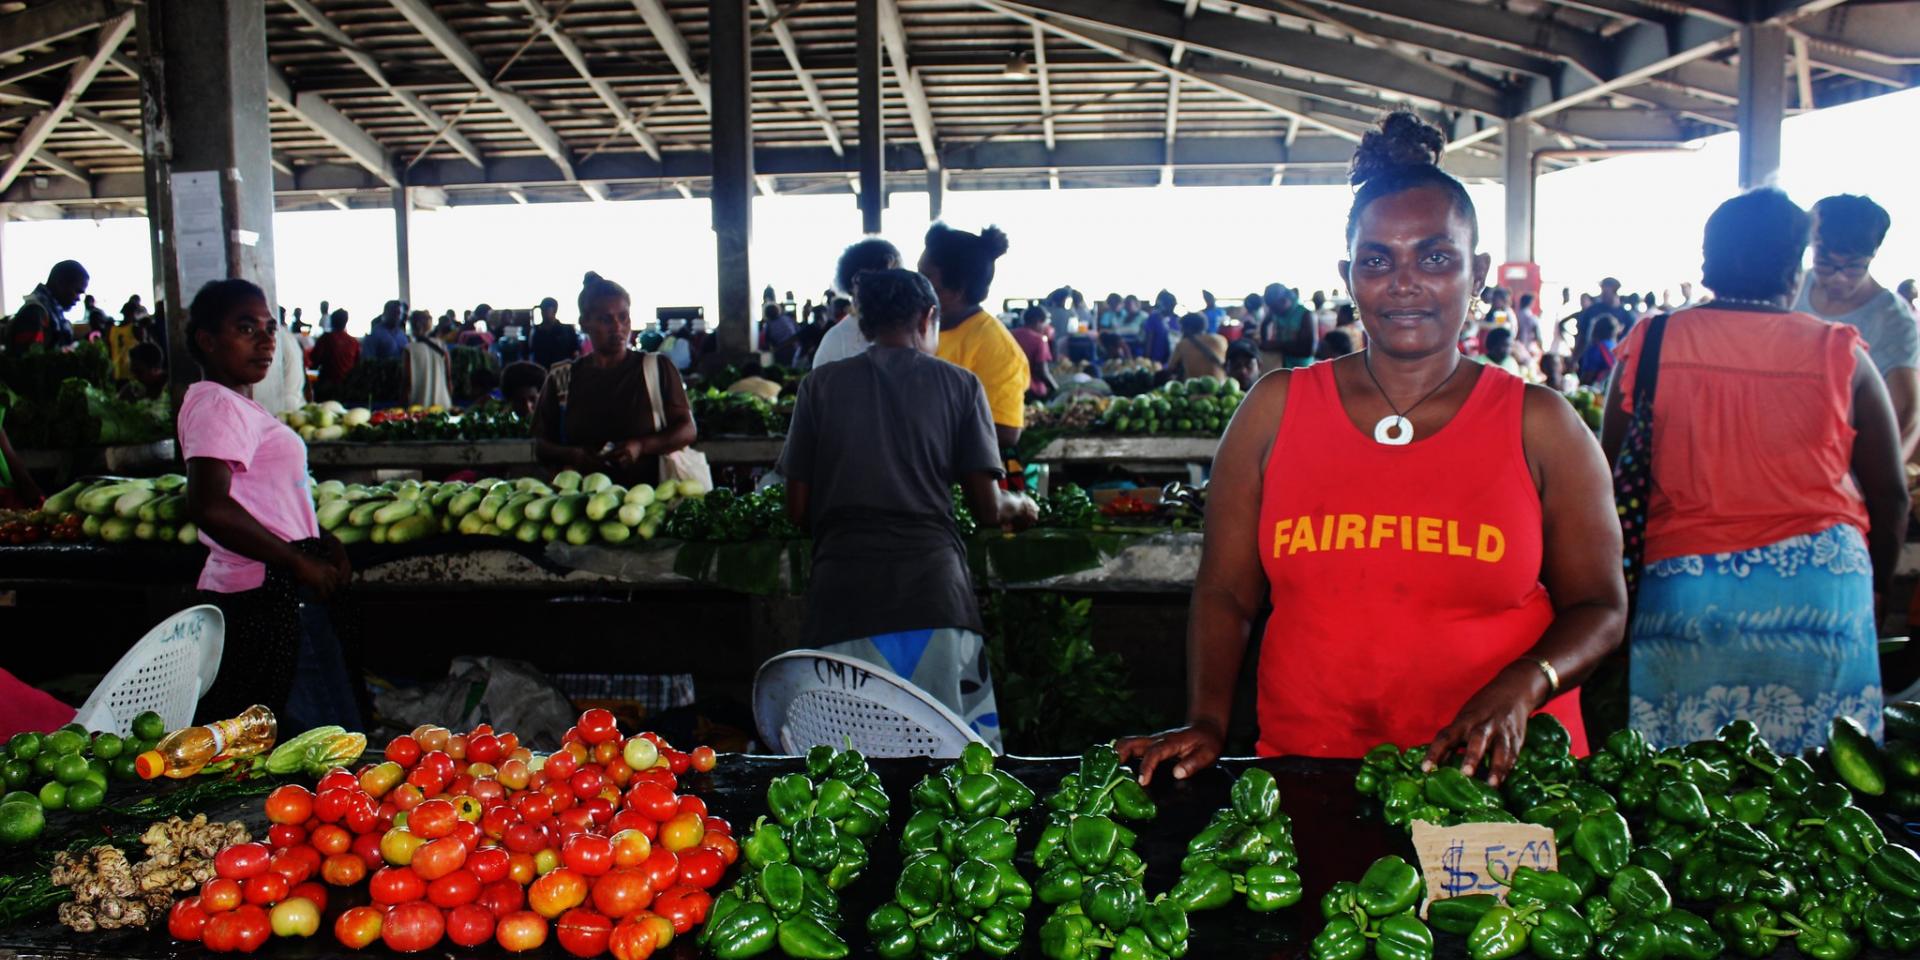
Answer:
918, 223, 1029, 449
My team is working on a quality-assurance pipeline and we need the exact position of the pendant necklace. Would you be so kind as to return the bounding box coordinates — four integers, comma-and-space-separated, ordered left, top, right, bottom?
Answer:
1361, 348, 1462, 446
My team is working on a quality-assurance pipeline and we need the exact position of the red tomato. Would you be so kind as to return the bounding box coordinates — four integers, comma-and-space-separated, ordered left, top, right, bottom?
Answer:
508, 852, 538, 886
467, 846, 511, 884
428, 868, 481, 908
649, 884, 709, 935
267, 824, 306, 850
555, 807, 595, 838
412, 836, 470, 882
406, 765, 446, 797
515, 791, 554, 823
674, 796, 707, 820
386, 734, 422, 768
477, 879, 527, 918
309, 824, 352, 857
690, 746, 717, 773
610, 829, 652, 868
657, 812, 704, 853
266, 785, 315, 826
313, 788, 352, 824
544, 750, 579, 781
636, 849, 678, 893
702, 815, 733, 838
561, 833, 614, 877
505, 822, 547, 855
483, 804, 523, 840
701, 832, 739, 866
673, 848, 724, 891
467, 733, 504, 766
408, 798, 458, 839
267, 849, 315, 886
630, 911, 675, 953
344, 793, 381, 833
577, 709, 619, 745
380, 901, 445, 954
422, 750, 457, 783
368, 867, 427, 906
495, 911, 550, 953
204, 904, 271, 954
452, 819, 484, 851
333, 906, 384, 950
601, 757, 633, 789
215, 843, 272, 880
590, 868, 653, 919
446, 903, 497, 948
447, 735, 469, 761
570, 767, 606, 800
242, 873, 289, 907
169, 897, 211, 942
351, 832, 384, 871
625, 783, 678, 822
201, 878, 244, 913
607, 918, 657, 960
663, 751, 690, 776
556, 907, 613, 958
628, 767, 677, 794
316, 769, 357, 793
528, 868, 590, 919
608, 809, 658, 841
498, 732, 522, 757
289, 882, 329, 914
592, 741, 620, 767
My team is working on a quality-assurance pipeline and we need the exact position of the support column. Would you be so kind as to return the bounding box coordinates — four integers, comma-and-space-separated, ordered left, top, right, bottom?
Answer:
139, 0, 279, 397
1503, 118, 1535, 265
0, 210, 8, 313
855, 0, 883, 235
709, 0, 754, 356
927, 168, 944, 222
1736, 23, 1786, 190
392, 186, 412, 306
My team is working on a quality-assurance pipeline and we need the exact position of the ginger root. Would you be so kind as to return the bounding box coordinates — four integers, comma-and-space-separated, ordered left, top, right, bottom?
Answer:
53, 816, 249, 932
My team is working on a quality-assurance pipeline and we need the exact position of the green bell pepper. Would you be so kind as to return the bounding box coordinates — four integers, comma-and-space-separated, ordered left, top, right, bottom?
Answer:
1747, 868, 1798, 910
743, 818, 791, 868
1523, 797, 1581, 845
1773, 754, 1816, 793
1467, 904, 1534, 960
1231, 767, 1280, 823
996, 859, 1033, 912
1574, 809, 1633, 877
1804, 782, 1854, 818
1618, 766, 1659, 813
1320, 881, 1360, 921
1068, 815, 1121, 871
1082, 744, 1121, 788
1083, 874, 1144, 931
812, 778, 855, 822
1605, 728, 1652, 764
804, 744, 835, 779
1241, 864, 1303, 912
1864, 895, 1920, 953
954, 772, 1003, 819
708, 901, 780, 960
1655, 908, 1725, 960
1596, 919, 1664, 960
759, 862, 807, 918
1112, 777, 1158, 821
993, 769, 1036, 816
825, 833, 867, 889
895, 853, 949, 917
1728, 786, 1772, 824
959, 741, 994, 775
1586, 752, 1627, 788
1168, 865, 1235, 912
789, 816, 841, 871
1142, 899, 1190, 958
1039, 911, 1105, 960
775, 915, 848, 960
1864, 842, 1920, 901
1530, 904, 1594, 960
1583, 895, 1619, 936
1038, 865, 1086, 905
1828, 715, 1887, 797
1712, 820, 1779, 863
899, 808, 944, 856
1567, 782, 1617, 815
1374, 913, 1435, 960
1653, 778, 1711, 827
959, 816, 1017, 863
919, 909, 972, 956
866, 903, 916, 960
1627, 847, 1673, 880
768, 774, 816, 827
1606, 865, 1672, 919
1428, 894, 1498, 936
1824, 805, 1887, 863
1357, 854, 1424, 918
976, 903, 1025, 958
912, 773, 956, 816
1308, 917, 1368, 960
1559, 853, 1599, 896
1506, 865, 1582, 906
1790, 905, 1863, 960
953, 857, 1003, 912
1425, 767, 1501, 813
827, 747, 868, 782
1712, 901, 1797, 959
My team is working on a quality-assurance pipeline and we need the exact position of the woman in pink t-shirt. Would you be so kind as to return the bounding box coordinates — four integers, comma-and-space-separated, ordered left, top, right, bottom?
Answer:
179, 279, 359, 728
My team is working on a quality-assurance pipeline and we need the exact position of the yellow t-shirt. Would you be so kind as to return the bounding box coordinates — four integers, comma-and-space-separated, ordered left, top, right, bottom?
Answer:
936, 310, 1028, 429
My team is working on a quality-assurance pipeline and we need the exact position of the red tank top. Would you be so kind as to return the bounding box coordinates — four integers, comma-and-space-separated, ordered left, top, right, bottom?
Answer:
1255, 361, 1586, 758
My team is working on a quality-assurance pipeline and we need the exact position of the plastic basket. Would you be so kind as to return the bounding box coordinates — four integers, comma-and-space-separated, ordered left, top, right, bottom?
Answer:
752, 650, 982, 758
72, 605, 225, 736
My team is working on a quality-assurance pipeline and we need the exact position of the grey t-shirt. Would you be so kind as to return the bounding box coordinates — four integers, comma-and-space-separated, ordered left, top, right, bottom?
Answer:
1795, 285, 1920, 378
777, 346, 1004, 644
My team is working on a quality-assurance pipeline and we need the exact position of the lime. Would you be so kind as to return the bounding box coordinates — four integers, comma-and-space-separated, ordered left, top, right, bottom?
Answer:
109, 755, 138, 781
64, 781, 104, 814
7, 732, 42, 761
44, 730, 84, 757
86, 758, 107, 780
91, 733, 123, 761
82, 770, 107, 791
130, 737, 159, 756
1, 791, 38, 808
131, 711, 166, 742
32, 754, 56, 779
1, 760, 29, 789
52, 753, 90, 786
59, 723, 85, 735
0, 802, 44, 845
37, 781, 65, 810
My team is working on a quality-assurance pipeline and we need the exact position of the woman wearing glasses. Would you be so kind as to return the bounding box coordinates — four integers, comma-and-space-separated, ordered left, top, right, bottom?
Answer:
1795, 194, 1920, 458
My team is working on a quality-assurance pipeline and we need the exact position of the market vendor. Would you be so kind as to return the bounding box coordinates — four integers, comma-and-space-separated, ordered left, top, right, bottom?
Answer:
532, 272, 697, 487
919, 223, 1029, 449
779, 269, 1038, 749
179, 279, 361, 730
1120, 112, 1626, 785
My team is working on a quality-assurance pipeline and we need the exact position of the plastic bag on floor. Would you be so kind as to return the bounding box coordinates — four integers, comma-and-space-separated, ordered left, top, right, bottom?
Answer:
372, 656, 576, 750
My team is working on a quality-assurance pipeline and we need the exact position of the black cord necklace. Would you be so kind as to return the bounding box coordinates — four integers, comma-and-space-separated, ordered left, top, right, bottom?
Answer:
1361, 348, 1462, 445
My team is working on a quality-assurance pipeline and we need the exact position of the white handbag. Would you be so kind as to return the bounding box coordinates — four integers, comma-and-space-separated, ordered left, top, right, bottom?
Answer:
642, 352, 713, 493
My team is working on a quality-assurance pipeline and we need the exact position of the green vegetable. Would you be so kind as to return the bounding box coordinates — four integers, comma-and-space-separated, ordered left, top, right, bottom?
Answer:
1605, 866, 1672, 919
1356, 854, 1423, 918
1308, 916, 1367, 960
1828, 715, 1886, 796
1427, 894, 1498, 936
1530, 904, 1594, 960
1240, 864, 1302, 912
707, 901, 779, 959
1506, 865, 1582, 907
1573, 809, 1632, 877
1373, 913, 1434, 960
1467, 905, 1532, 960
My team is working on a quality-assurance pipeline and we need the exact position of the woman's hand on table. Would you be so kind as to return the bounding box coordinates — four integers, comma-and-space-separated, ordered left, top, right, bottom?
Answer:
1116, 722, 1224, 786
291, 552, 346, 601
1423, 661, 1549, 786
607, 438, 648, 467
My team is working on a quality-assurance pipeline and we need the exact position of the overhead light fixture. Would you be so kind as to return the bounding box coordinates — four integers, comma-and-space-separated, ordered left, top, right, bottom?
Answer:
1003, 51, 1031, 78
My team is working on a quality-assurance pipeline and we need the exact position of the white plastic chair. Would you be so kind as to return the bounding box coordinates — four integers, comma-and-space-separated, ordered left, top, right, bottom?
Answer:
72, 606, 225, 736
752, 649, 983, 759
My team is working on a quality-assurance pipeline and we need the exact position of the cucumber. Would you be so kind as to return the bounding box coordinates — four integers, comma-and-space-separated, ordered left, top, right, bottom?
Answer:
371, 523, 390, 545
515, 522, 541, 544
1828, 715, 1886, 797
387, 514, 437, 544
82, 515, 102, 538
656, 480, 679, 502
372, 499, 418, 525
158, 524, 176, 542
99, 517, 137, 543
618, 504, 646, 527
476, 494, 508, 522
134, 521, 157, 541
458, 512, 487, 536
540, 523, 561, 543
137, 498, 161, 523
41, 481, 86, 515
550, 494, 587, 526
153, 474, 186, 493
581, 472, 612, 494
598, 521, 631, 545
553, 470, 582, 493
586, 492, 621, 522
314, 480, 348, 501
1887, 739, 1920, 784
565, 520, 594, 546
524, 496, 558, 523
177, 522, 198, 545
348, 500, 391, 528
316, 500, 352, 531
448, 489, 484, 518
624, 484, 656, 507
113, 488, 158, 519
156, 494, 187, 524
334, 525, 369, 545
1886, 701, 1920, 743
497, 493, 537, 531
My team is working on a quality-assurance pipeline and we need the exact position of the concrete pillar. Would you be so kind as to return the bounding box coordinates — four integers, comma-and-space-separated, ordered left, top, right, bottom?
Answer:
928, 168, 945, 222
138, 0, 279, 396
709, 0, 754, 356
1503, 118, 1534, 265
392, 186, 412, 306
1737, 23, 1787, 190
0, 209, 8, 313
855, 0, 884, 235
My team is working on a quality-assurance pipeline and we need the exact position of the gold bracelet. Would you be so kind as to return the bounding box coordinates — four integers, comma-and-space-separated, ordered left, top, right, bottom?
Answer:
1529, 657, 1561, 696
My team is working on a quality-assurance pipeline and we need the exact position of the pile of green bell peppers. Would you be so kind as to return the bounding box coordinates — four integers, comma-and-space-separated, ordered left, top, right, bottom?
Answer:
1046, 744, 1158, 822
1034, 811, 1191, 960
1165, 767, 1303, 915
1310, 855, 1435, 960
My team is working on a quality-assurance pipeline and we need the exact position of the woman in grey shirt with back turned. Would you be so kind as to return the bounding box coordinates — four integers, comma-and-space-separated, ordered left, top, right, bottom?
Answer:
778, 269, 1038, 748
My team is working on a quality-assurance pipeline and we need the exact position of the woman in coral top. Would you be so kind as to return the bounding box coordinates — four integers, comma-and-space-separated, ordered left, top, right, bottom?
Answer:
1601, 189, 1907, 753
1121, 113, 1627, 785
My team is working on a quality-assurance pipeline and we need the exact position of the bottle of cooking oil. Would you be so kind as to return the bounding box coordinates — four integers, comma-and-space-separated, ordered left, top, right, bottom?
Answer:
135, 705, 278, 779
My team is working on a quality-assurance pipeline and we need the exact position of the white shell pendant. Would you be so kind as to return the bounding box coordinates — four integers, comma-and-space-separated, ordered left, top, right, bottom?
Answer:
1374, 415, 1413, 446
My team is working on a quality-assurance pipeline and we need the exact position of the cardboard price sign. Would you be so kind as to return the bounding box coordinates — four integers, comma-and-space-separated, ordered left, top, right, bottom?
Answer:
1410, 820, 1558, 902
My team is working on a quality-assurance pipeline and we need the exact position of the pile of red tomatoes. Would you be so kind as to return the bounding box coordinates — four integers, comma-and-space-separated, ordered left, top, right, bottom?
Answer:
167, 710, 733, 958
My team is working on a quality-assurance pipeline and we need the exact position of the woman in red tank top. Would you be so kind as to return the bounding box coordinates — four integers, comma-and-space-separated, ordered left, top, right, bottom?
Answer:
1120, 113, 1627, 786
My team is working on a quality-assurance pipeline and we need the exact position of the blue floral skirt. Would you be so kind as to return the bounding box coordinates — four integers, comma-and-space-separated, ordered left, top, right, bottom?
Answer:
1628, 524, 1881, 754
823, 629, 1002, 750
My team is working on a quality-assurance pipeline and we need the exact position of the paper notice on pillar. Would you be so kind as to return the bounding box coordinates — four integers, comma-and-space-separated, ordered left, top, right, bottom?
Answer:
172, 170, 227, 294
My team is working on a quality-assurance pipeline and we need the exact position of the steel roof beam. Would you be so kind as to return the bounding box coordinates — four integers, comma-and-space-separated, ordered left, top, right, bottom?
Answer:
1160, 76, 1178, 185
1290, 0, 1612, 79
268, 65, 400, 187
0, 46, 86, 89
1220, 0, 1550, 80
879, 0, 942, 170
284, 0, 484, 167
756, 0, 845, 155
1184, 53, 1440, 118
1031, 24, 1056, 150
0, 0, 124, 62
68, 105, 140, 152
520, 0, 663, 160
630, 0, 713, 113
988, 0, 1506, 116
389, 0, 576, 179
0, 11, 131, 193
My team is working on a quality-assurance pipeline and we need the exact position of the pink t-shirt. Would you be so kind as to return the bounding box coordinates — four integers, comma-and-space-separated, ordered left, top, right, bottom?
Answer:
178, 382, 320, 593
1010, 326, 1052, 396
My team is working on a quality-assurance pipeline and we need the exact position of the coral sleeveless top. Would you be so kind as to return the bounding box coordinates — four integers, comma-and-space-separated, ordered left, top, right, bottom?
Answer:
1254, 361, 1586, 758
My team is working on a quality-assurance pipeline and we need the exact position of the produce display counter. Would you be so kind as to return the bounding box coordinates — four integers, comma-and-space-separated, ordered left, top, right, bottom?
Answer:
14, 443, 178, 484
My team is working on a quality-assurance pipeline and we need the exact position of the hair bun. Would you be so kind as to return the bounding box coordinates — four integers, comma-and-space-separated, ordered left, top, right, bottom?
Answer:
979, 225, 1010, 260
1350, 110, 1447, 188
582, 271, 603, 286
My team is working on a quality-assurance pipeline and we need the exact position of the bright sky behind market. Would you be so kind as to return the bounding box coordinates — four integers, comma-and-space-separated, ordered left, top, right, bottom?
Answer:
7, 86, 1918, 333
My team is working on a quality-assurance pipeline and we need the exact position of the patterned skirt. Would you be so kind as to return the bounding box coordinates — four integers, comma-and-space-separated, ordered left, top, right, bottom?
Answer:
822, 629, 1002, 751
1628, 524, 1881, 754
